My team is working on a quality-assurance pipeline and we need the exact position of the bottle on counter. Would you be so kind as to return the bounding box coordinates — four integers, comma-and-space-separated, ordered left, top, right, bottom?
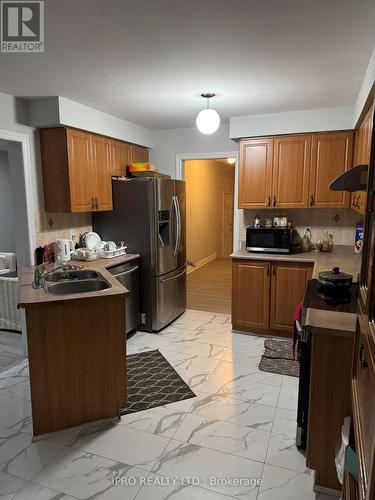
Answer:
302, 228, 312, 252
328, 234, 334, 252
322, 231, 330, 252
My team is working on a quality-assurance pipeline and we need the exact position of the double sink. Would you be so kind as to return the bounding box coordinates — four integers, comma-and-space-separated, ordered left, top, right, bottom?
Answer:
43, 269, 111, 295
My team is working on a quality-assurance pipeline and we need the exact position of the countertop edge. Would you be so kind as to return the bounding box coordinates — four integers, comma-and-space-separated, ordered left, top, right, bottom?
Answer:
18, 253, 140, 307
231, 246, 361, 282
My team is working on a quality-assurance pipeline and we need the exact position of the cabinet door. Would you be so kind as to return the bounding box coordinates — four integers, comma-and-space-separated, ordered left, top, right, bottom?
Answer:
66, 129, 95, 212
270, 262, 313, 335
238, 138, 273, 209
111, 140, 131, 176
310, 131, 353, 208
272, 135, 311, 208
232, 260, 270, 332
91, 135, 113, 211
130, 144, 149, 163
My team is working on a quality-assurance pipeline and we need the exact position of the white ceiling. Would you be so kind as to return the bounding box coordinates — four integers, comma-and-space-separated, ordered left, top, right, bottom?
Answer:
0, 0, 374, 130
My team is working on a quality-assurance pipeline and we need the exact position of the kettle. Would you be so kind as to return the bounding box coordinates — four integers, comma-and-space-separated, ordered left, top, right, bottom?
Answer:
55, 239, 74, 262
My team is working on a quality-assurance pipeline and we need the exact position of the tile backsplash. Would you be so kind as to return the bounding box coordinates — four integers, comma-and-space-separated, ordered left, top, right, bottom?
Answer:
35, 212, 92, 247
240, 209, 363, 246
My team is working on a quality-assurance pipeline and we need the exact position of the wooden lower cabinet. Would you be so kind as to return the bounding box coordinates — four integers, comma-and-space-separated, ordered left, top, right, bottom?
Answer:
307, 329, 354, 491
24, 295, 126, 436
232, 259, 313, 336
232, 260, 270, 332
270, 262, 313, 335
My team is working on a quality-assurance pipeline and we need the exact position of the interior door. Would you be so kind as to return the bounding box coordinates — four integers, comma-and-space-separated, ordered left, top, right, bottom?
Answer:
222, 192, 233, 257
175, 180, 186, 269
155, 178, 176, 276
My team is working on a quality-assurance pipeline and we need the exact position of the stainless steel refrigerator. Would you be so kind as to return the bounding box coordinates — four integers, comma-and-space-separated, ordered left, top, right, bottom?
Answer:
93, 177, 186, 332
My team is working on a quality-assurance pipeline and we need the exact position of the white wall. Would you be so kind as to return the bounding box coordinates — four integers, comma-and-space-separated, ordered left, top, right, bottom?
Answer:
150, 124, 237, 177
0, 151, 15, 252
229, 106, 354, 139
24, 96, 155, 148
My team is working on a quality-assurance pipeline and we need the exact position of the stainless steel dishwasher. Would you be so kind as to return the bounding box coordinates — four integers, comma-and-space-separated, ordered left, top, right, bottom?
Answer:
108, 259, 140, 334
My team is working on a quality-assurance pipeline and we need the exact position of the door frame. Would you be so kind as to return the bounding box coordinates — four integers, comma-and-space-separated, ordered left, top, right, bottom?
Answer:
222, 191, 234, 258
0, 129, 36, 265
175, 151, 240, 253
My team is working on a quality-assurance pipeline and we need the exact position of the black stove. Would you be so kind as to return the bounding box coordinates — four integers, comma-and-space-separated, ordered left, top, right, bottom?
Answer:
303, 279, 357, 312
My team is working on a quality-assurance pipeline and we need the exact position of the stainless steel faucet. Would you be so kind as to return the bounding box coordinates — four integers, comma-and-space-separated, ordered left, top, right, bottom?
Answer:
32, 263, 83, 289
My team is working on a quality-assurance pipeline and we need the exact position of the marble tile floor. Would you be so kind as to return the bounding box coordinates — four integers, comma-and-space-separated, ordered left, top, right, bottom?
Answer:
0, 310, 334, 499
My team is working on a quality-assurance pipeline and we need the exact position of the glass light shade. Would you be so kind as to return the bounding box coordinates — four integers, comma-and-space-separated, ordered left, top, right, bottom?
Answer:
196, 108, 220, 134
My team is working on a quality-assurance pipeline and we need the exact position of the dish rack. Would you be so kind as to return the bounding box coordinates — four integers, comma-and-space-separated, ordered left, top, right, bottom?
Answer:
95, 245, 127, 259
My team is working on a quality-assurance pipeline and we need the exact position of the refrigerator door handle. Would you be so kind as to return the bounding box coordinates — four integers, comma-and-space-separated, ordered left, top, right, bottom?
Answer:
160, 267, 186, 283
175, 195, 182, 256
172, 195, 179, 256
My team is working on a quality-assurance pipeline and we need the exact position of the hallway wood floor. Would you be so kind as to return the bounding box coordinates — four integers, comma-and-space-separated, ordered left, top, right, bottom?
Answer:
187, 258, 232, 314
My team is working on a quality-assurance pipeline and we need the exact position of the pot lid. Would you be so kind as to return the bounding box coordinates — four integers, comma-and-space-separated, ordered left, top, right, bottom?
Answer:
318, 267, 353, 284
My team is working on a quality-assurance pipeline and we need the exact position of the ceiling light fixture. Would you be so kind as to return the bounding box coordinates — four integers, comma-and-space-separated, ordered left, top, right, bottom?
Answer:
227, 158, 236, 165
196, 93, 220, 135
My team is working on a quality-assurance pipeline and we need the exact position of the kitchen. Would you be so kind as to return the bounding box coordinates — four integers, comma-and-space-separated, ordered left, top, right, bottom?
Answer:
0, 2, 375, 499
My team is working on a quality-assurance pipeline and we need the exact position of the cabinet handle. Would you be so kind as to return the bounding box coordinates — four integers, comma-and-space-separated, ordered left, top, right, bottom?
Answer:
91, 197, 95, 210
359, 344, 368, 369
273, 196, 276, 207
267, 263, 270, 276
95, 198, 99, 209
310, 194, 315, 207
268, 196, 271, 207
272, 264, 276, 276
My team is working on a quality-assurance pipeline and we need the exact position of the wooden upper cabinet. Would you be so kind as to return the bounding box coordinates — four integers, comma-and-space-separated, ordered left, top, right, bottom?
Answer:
232, 259, 270, 332
309, 131, 353, 209
272, 135, 311, 208
66, 129, 95, 212
270, 262, 313, 335
111, 140, 131, 176
351, 105, 374, 214
40, 127, 150, 213
130, 144, 149, 163
238, 138, 273, 209
91, 135, 113, 211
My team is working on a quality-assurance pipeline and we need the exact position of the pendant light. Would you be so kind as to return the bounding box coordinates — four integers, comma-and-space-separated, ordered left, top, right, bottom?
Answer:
196, 93, 220, 135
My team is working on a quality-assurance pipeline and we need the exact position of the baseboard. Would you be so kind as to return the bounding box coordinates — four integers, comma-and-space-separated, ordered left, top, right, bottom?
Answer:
187, 253, 217, 274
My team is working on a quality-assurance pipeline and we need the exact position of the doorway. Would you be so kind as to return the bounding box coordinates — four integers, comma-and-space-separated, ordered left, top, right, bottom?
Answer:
0, 132, 36, 363
183, 158, 235, 314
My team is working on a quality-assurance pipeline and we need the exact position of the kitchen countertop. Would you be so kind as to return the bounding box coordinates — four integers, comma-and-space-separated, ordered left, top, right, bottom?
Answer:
231, 245, 361, 282
18, 253, 140, 307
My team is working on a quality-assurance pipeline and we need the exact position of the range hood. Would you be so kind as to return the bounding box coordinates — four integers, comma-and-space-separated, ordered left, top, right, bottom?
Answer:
329, 164, 368, 192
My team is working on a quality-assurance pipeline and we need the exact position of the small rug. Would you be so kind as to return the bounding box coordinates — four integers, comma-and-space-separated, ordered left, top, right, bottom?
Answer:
259, 338, 299, 378
121, 349, 196, 415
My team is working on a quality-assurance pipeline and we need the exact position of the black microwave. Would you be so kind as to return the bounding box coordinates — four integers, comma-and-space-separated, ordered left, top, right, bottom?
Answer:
246, 227, 291, 254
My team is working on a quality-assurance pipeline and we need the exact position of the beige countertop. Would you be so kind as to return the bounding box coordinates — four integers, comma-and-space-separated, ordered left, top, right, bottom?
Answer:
304, 308, 357, 337
231, 245, 361, 282
18, 253, 140, 307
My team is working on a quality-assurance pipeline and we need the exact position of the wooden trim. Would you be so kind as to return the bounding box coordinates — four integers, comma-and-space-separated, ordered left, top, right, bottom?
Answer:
187, 253, 217, 274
